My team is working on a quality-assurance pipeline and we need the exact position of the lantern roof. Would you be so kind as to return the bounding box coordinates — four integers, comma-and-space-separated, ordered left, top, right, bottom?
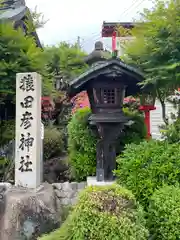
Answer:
68, 56, 144, 98
84, 41, 111, 65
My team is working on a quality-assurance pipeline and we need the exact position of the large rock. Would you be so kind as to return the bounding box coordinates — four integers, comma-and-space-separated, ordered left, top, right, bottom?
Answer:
52, 181, 87, 206
0, 183, 11, 217
0, 183, 61, 240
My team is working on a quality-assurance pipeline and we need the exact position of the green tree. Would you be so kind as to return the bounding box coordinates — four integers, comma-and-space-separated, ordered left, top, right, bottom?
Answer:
43, 42, 88, 128
28, 6, 48, 30
0, 22, 51, 103
123, 0, 180, 123
44, 42, 88, 81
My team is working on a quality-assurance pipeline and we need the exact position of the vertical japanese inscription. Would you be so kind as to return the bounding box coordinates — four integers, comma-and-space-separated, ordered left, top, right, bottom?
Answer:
19, 156, 33, 172
20, 111, 33, 130
19, 133, 34, 152
18, 74, 35, 172
19, 74, 35, 92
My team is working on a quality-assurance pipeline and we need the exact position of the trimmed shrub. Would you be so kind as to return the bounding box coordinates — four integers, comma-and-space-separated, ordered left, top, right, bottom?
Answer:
147, 185, 180, 240
39, 184, 149, 240
68, 107, 146, 181
67, 107, 97, 181
44, 127, 64, 161
115, 140, 180, 208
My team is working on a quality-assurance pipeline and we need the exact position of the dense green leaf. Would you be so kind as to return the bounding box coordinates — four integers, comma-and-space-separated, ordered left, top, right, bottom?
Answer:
0, 22, 52, 103
115, 140, 180, 208
39, 185, 148, 240
148, 185, 180, 239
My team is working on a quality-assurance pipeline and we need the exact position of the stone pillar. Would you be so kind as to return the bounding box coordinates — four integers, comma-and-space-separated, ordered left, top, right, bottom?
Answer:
40, 122, 44, 182
15, 72, 42, 188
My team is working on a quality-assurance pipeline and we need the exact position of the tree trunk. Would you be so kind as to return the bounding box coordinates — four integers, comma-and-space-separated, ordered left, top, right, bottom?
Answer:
161, 101, 168, 125
157, 89, 168, 125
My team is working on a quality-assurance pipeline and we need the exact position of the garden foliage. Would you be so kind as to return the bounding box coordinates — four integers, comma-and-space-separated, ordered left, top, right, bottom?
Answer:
0, 120, 15, 146
0, 23, 49, 104
148, 185, 180, 240
68, 107, 146, 181
161, 119, 180, 143
43, 127, 64, 161
67, 107, 97, 181
0, 156, 10, 181
40, 184, 148, 240
115, 140, 180, 208
117, 108, 147, 153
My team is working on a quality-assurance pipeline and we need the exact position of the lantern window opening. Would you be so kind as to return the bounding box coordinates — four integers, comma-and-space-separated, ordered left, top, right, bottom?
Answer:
101, 88, 116, 104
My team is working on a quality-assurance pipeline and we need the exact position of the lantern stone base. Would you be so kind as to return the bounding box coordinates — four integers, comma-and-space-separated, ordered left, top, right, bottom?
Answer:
87, 176, 115, 187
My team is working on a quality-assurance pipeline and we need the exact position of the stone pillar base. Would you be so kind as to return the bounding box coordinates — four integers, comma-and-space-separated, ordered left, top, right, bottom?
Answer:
87, 176, 115, 187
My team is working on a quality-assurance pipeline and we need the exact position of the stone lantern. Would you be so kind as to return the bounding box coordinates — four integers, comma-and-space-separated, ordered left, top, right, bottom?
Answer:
139, 92, 156, 139
54, 75, 63, 90
54, 74, 69, 91
68, 41, 144, 183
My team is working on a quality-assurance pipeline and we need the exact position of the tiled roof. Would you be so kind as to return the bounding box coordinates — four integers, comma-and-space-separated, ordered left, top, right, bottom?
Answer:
0, 0, 42, 48
0, 5, 27, 21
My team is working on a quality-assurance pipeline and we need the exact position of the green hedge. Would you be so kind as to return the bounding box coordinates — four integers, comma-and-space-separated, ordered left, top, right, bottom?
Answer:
148, 185, 180, 239
68, 107, 146, 181
67, 107, 97, 181
115, 140, 180, 208
40, 184, 148, 240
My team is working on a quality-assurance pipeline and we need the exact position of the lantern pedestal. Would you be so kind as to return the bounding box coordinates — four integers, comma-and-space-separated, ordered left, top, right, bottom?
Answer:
139, 105, 156, 139
87, 176, 115, 186
89, 113, 129, 182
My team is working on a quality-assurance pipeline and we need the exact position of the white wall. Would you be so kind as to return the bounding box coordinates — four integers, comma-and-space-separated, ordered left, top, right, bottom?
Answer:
150, 100, 177, 139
